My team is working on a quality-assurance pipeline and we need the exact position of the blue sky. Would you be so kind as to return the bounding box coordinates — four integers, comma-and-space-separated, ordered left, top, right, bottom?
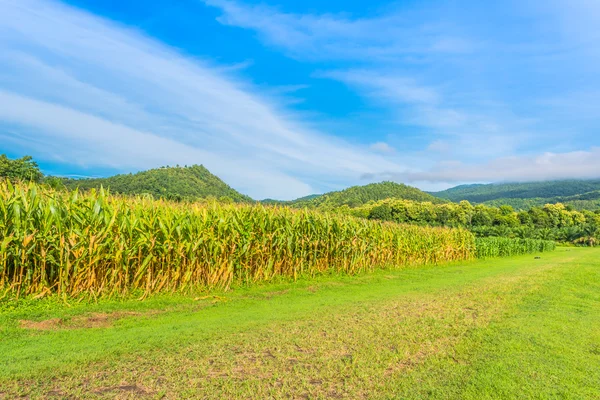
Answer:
1, 0, 600, 199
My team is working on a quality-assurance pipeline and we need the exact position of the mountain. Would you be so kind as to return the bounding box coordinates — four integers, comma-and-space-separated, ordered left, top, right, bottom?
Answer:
287, 181, 446, 209
433, 180, 600, 203
432, 180, 600, 210
61, 165, 253, 202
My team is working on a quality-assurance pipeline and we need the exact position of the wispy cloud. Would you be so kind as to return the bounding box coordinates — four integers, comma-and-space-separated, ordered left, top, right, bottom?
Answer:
203, 0, 474, 61
0, 0, 409, 199
319, 70, 440, 105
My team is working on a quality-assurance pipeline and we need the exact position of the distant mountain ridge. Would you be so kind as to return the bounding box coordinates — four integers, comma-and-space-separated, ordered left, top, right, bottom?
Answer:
61, 165, 252, 203
432, 180, 600, 210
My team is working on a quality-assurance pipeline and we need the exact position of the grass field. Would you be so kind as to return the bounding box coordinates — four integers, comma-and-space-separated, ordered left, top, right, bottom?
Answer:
1, 247, 599, 399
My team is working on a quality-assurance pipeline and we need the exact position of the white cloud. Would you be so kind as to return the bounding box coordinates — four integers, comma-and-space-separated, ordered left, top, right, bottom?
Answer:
0, 0, 409, 200
381, 148, 600, 183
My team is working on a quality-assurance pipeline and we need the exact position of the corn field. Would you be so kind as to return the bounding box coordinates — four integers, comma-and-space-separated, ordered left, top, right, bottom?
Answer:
0, 182, 476, 299
475, 237, 556, 258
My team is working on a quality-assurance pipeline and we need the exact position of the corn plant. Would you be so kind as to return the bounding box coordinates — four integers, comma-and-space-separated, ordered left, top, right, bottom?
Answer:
0, 181, 476, 298
475, 237, 556, 258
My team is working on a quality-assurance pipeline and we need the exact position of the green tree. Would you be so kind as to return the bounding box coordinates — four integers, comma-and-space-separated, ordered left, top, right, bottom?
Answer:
368, 203, 393, 221
0, 154, 43, 182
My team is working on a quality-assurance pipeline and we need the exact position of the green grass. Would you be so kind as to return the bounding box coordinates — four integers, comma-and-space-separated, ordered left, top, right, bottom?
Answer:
1, 247, 599, 399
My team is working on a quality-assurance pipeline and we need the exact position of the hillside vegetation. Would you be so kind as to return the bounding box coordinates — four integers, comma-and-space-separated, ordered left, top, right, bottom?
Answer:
61, 165, 252, 203
349, 198, 600, 245
286, 181, 446, 209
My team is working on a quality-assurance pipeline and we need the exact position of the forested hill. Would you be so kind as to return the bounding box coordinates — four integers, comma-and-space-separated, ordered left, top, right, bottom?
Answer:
285, 181, 446, 209
61, 165, 253, 203
433, 180, 600, 205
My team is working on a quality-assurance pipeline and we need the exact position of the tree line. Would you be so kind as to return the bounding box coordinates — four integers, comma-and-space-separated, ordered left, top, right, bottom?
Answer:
346, 199, 600, 245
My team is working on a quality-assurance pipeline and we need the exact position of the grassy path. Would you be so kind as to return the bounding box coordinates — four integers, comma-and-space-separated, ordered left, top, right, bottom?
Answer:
0, 247, 599, 399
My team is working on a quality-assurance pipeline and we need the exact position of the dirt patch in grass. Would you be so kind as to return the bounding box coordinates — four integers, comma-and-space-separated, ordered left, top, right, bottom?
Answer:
18, 318, 63, 331
72, 312, 141, 329
19, 311, 141, 331
93, 384, 148, 395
